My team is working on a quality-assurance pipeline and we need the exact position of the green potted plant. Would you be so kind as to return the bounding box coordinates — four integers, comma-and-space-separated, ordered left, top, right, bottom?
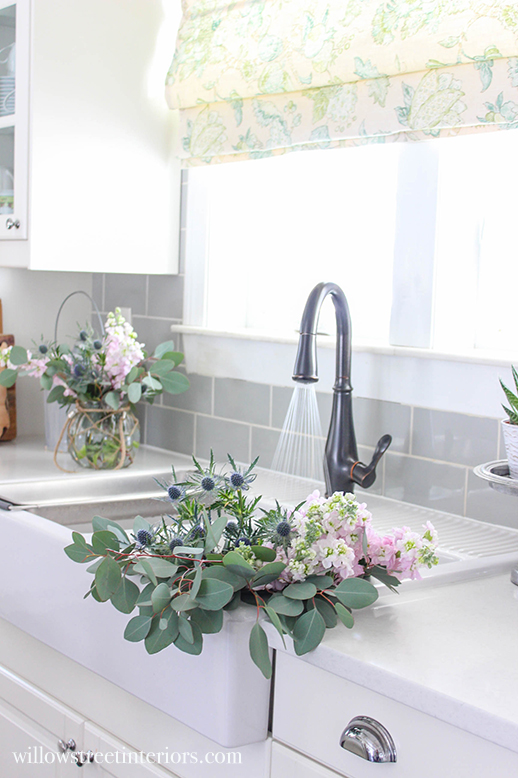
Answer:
500, 366, 518, 479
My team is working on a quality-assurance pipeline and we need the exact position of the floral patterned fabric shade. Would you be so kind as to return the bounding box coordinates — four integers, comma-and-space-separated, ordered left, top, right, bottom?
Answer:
165, 0, 518, 165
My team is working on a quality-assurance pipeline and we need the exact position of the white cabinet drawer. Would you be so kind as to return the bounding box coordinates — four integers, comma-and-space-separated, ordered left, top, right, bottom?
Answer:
272, 652, 518, 778
271, 741, 350, 778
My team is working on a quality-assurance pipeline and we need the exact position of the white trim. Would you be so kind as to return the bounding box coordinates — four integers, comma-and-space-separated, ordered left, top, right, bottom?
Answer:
171, 325, 511, 419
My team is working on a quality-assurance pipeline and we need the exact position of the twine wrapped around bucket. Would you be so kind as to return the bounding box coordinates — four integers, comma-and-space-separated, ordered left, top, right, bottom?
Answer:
54, 401, 139, 473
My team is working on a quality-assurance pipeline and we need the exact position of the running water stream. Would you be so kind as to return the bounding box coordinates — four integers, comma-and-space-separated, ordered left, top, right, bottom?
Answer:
271, 384, 325, 485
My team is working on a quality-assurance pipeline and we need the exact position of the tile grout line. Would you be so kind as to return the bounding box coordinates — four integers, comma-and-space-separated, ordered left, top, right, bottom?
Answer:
211, 377, 215, 416
145, 275, 149, 317
408, 405, 414, 456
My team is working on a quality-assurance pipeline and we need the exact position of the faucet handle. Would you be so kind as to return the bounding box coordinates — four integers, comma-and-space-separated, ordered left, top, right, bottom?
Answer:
351, 434, 392, 489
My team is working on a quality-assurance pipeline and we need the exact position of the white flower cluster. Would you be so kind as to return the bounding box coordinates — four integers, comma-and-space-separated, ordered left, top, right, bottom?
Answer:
101, 309, 145, 391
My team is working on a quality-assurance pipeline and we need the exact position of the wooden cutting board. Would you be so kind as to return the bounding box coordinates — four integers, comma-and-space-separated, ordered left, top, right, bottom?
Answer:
0, 300, 17, 442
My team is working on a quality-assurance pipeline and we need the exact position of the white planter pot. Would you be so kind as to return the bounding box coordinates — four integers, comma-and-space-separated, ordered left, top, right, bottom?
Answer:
501, 419, 518, 479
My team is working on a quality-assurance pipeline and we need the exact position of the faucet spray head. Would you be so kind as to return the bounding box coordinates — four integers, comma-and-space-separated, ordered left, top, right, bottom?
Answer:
292, 332, 319, 384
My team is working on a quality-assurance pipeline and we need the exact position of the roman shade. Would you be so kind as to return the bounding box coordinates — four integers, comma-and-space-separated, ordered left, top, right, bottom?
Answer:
166, 0, 518, 165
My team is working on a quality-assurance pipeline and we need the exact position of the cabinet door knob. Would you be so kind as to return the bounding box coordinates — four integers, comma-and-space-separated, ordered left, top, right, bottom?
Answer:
340, 716, 397, 763
58, 738, 76, 753
74, 750, 95, 767
5, 218, 20, 230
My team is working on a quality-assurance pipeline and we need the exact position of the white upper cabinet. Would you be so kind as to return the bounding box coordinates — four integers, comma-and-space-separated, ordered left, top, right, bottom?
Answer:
0, 0, 181, 274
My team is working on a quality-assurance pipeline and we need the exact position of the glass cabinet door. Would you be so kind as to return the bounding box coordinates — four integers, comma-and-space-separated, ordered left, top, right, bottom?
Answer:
0, 0, 28, 240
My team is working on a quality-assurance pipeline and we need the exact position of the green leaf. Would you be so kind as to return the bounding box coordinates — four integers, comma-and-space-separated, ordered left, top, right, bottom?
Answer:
46, 385, 65, 403
195, 578, 234, 611
142, 374, 162, 392
86, 558, 103, 574
137, 559, 157, 586
268, 594, 304, 616
293, 609, 326, 656
126, 366, 139, 384
104, 391, 120, 410
111, 577, 140, 614
174, 620, 203, 655
158, 350, 184, 366
251, 561, 286, 587
202, 565, 247, 590
190, 565, 203, 600
190, 607, 224, 634
172, 546, 203, 556
92, 516, 129, 545
40, 373, 53, 390
439, 35, 460, 48
127, 382, 142, 404
500, 379, 518, 412
151, 582, 172, 613
124, 615, 152, 642
171, 593, 198, 612
222, 551, 256, 579
95, 556, 122, 601
71, 531, 91, 550
133, 557, 178, 579
203, 514, 228, 554
8, 346, 28, 365
313, 598, 338, 628
154, 340, 177, 359
249, 623, 272, 679
304, 575, 334, 590
91, 530, 120, 555
335, 602, 354, 629
333, 578, 379, 609
368, 566, 401, 592
283, 582, 317, 600
223, 592, 241, 611
64, 543, 92, 564
512, 365, 518, 395
178, 615, 194, 644
0, 368, 17, 388
251, 545, 276, 562
145, 611, 179, 654
133, 515, 150, 534
136, 582, 154, 606
159, 372, 190, 395
264, 606, 286, 648
150, 360, 176, 376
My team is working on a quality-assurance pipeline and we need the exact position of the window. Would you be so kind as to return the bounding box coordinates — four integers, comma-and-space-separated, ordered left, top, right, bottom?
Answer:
184, 128, 518, 356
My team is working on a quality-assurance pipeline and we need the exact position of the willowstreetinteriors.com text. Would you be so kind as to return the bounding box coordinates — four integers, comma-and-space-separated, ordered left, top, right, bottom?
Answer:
12, 747, 243, 767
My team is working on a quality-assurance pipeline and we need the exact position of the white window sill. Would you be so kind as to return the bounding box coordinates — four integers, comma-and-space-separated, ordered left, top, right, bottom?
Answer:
170, 325, 512, 418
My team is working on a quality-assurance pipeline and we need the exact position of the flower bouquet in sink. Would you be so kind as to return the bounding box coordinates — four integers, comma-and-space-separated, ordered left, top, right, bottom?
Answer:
0, 308, 189, 470
65, 453, 439, 678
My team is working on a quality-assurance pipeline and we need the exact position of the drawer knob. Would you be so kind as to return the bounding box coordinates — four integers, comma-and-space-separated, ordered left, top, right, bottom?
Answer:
340, 716, 397, 763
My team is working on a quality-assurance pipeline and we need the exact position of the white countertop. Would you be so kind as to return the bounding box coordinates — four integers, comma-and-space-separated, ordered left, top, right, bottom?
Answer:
2, 437, 518, 754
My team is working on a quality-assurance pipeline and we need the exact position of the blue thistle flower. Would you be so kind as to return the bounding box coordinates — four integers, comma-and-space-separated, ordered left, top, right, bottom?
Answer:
73, 364, 85, 378
169, 536, 184, 552
93, 339, 102, 350
38, 344, 48, 355
136, 529, 152, 546
79, 330, 88, 342
167, 484, 185, 502
201, 475, 216, 492
229, 472, 245, 489
236, 537, 252, 546
276, 521, 291, 538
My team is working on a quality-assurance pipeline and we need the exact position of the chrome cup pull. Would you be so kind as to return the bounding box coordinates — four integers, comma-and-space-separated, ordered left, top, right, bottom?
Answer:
340, 716, 397, 763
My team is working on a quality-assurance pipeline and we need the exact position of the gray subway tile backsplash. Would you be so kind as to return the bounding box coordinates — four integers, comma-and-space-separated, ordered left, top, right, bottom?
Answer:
214, 378, 270, 426
94, 269, 507, 524
412, 408, 498, 467
196, 415, 250, 463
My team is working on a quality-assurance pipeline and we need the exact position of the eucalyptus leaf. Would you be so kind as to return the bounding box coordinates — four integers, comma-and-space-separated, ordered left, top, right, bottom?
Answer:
202, 565, 247, 591
136, 582, 155, 606
104, 390, 120, 410
223, 593, 242, 611
151, 582, 172, 613
335, 602, 355, 629
251, 545, 276, 562
293, 609, 326, 656
137, 559, 157, 587
174, 620, 203, 655
126, 365, 139, 384
46, 385, 65, 403
264, 606, 286, 648
95, 556, 122, 601
178, 615, 194, 644
127, 382, 142, 404
333, 578, 379, 609
111, 577, 140, 614
190, 565, 203, 600
203, 514, 228, 554
145, 611, 179, 654
283, 582, 317, 600
190, 607, 224, 634
91, 530, 120, 556
249, 623, 272, 679
159, 372, 190, 395
154, 340, 176, 359
142, 374, 162, 392
268, 594, 304, 616
0, 368, 17, 388
124, 616, 153, 643
313, 597, 338, 628
92, 516, 129, 545
150, 359, 176, 376
40, 373, 53, 390
64, 543, 92, 564
304, 574, 334, 590
133, 516, 151, 535
222, 551, 256, 579
171, 593, 198, 612
195, 578, 234, 611
251, 561, 286, 587
134, 557, 178, 579
8, 345, 28, 365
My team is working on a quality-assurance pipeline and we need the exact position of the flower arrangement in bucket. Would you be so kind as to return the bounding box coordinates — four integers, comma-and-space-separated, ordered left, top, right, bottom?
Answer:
500, 366, 518, 479
0, 308, 189, 470
65, 453, 439, 678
